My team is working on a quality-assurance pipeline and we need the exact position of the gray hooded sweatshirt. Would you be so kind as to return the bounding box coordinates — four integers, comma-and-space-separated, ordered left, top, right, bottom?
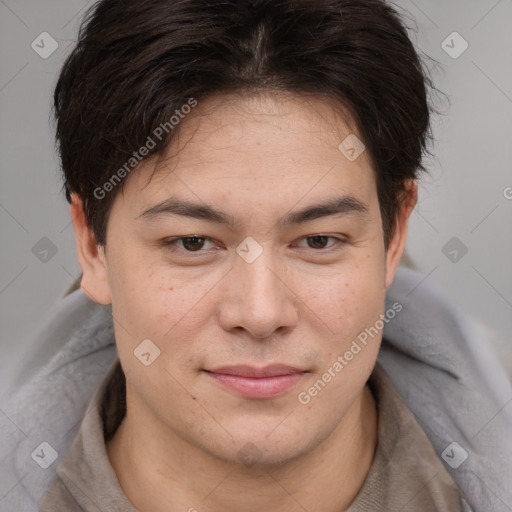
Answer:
0, 267, 511, 511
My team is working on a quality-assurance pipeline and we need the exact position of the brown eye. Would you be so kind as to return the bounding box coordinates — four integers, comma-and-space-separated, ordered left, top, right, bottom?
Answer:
306, 235, 330, 249
180, 236, 206, 251
163, 236, 216, 253
296, 235, 344, 250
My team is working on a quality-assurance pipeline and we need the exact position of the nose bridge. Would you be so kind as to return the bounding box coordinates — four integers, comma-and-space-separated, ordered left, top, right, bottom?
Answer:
220, 240, 297, 337
241, 250, 283, 305
238, 245, 283, 310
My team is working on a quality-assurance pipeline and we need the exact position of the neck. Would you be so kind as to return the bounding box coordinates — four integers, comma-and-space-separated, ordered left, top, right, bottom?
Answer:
107, 385, 377, 512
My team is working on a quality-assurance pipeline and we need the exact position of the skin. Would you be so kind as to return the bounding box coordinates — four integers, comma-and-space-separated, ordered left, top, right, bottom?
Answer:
71, 92, 417, 512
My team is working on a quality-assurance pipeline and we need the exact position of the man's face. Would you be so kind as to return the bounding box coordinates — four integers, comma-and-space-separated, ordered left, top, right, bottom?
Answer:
88, 93, 405, 465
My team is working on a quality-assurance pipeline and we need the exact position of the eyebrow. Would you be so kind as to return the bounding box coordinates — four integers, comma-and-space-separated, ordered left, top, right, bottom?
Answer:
136, 195, 370, 227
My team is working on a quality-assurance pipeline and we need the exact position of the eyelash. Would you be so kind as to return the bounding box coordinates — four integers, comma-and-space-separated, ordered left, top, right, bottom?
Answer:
162, 235, 346, 255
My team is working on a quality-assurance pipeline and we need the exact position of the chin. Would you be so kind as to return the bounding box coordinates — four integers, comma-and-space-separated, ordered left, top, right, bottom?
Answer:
209, 426, 319, 468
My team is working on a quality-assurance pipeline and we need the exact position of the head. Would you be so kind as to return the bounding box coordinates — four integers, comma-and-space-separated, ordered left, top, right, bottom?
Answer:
56, 0, 434, 466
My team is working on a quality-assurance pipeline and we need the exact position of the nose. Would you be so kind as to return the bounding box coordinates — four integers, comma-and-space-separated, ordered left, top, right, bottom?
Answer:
217, 248, 299, 339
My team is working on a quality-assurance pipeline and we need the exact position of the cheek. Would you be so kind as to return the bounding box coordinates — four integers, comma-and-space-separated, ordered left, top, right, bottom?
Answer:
296, 266, 385, 415
298, 255, 386, 339
108, 242, 175, 320
110, 260, 219, 360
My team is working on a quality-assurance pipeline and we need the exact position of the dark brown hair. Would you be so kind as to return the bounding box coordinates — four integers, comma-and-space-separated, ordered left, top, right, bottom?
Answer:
54, 0, 439, 249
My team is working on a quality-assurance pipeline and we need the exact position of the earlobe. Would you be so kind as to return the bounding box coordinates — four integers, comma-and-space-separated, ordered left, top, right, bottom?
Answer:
384, 180, 418, 288
70, 193, 112, 305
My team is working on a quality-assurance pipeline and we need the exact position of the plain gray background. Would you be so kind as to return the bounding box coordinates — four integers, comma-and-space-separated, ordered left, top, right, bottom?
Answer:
1, 0, 511, 398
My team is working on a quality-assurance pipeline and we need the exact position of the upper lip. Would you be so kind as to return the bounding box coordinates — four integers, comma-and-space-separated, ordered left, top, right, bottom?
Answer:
205, 364, 305, 378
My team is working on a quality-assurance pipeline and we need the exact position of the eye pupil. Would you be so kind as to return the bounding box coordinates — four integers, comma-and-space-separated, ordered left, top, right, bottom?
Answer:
182, 236, 205, 251
308, 235, 329, 249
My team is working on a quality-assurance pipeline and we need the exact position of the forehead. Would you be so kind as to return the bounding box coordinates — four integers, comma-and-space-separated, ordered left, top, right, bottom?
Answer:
116, 92, 377, 217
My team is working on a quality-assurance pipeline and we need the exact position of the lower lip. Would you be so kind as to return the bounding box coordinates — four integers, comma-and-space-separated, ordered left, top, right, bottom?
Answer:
204, 371, 305, 399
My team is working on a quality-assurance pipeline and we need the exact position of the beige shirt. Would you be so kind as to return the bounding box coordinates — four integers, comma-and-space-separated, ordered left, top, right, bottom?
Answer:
39, 360, 463, 512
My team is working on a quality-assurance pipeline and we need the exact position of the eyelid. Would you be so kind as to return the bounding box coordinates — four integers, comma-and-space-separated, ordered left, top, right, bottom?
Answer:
162, 234, 347, 254
294, 234, 346, 249
162, 236, 218, 253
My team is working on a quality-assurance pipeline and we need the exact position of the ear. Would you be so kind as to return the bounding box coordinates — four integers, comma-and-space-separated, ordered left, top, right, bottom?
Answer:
70, 193, 112, 305
384, 180, 418, 288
